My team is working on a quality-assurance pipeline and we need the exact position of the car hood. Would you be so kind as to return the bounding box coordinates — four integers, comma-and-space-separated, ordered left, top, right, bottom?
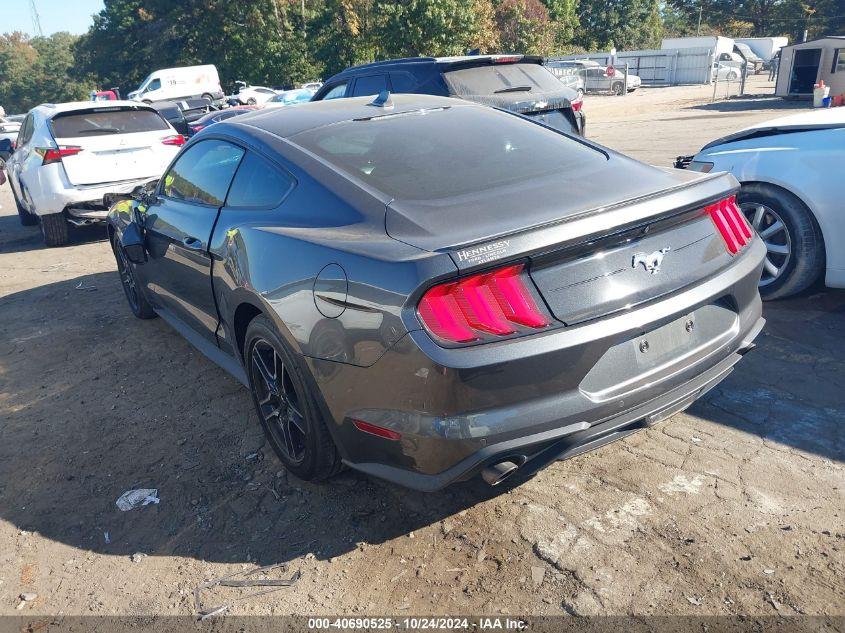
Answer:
701, 108, 845, 150
386, 153, 703, 252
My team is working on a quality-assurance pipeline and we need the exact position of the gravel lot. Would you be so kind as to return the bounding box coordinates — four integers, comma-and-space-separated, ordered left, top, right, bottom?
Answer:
0, 76, 842, 619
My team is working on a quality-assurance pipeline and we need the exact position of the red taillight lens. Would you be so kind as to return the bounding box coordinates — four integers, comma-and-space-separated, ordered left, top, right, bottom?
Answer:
571, 94, 583, 112
190, 125, 204, 134
38, 146, 82, 165
162, 134, 186, 146
352, 419, 401, 441
706, 195, 753, 255
418, 263, 551, 345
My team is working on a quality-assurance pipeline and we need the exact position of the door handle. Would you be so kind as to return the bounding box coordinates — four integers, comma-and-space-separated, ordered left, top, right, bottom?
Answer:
182, 236, 203, 250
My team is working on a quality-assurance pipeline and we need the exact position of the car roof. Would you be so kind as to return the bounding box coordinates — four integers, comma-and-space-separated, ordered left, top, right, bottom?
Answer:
333, 54, 543, 76
229, 93, 472, 138
32, 100, 154, 117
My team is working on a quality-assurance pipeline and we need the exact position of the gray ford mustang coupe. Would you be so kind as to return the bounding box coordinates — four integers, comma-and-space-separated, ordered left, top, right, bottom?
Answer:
107, 93, 765, 491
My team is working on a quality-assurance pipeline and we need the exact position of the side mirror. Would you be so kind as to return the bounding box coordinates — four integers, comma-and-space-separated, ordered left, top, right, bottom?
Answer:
121, 221, 147, 264
0, 138, 14, 155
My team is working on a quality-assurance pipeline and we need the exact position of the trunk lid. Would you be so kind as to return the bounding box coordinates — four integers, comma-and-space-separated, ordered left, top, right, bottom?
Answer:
49, 106, 177, 186
385, 156, 700, 253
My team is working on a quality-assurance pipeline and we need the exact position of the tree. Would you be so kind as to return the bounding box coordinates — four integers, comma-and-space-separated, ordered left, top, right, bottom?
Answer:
541, 0, 580, 50
373, 0, 500, 58
576, 0, 663, 50
495, 0, 556, 55
0, 32, 91, 113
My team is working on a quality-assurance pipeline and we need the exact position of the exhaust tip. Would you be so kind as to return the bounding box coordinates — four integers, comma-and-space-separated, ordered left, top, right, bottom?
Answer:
481, 460, 519, 486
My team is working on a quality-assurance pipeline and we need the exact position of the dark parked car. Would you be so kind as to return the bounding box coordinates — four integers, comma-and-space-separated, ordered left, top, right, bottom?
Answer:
188, 106, 259, 136
152, 99, 216, 137
108, 94, 765, 491
311, 54, 586, 136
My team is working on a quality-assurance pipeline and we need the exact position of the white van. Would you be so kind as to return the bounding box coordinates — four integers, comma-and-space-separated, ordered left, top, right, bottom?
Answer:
128, 65, 224, 104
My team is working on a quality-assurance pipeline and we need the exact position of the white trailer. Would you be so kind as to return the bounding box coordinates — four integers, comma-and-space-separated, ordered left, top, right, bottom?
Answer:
661, 36, 734, 57
734, 37, 790, 61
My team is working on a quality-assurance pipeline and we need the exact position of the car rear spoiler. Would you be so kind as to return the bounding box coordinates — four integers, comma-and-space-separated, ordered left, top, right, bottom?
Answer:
447, 171, 738, 272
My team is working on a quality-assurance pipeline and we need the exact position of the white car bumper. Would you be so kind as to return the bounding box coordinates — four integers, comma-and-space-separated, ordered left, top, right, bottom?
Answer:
28, 170, 153, 218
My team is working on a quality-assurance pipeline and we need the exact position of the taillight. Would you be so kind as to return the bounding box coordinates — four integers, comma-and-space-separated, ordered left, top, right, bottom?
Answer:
162, 135, 185, 146
418, 263, 552, 345
493, 55, 523, 64
571, 93, 583, 112
189, 125, 204, 134
37, 146, 82, 165
706, 195, 753, 255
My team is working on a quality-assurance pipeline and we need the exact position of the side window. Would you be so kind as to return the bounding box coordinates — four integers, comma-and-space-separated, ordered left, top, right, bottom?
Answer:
351, 74, 389, 97
18, 114, 34, 146
833, 49, 845, 73
321, 82, 348, 100
147, 78, 162, 92
389, 72, 416, 93
226, 151, 294, 209
161, 140, 244, 206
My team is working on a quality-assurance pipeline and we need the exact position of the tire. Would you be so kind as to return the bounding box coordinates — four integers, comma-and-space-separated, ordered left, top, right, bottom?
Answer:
111, 235, 156, 319
201, 92, 213, 103
11, 185, 37, 226
727, 71, 738, 81
612, 82, 624, 95
245, 315, 342, 482
246, 97, 257, 105
738, 183, 824, 300
39, 212, 70, 246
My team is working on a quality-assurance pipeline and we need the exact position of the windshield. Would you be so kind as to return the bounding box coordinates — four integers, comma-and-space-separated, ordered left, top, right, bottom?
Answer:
444, 63, 565, 97
51, 108, 170, 137
291, 104, 605, 201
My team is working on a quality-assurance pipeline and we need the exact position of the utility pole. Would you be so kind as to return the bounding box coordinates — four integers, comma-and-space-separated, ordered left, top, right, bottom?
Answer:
697, 2, 703, 36
30, 0, 44, 37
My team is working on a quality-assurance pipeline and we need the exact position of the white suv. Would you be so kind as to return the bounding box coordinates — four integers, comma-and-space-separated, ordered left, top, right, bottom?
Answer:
5, 101, 184, 246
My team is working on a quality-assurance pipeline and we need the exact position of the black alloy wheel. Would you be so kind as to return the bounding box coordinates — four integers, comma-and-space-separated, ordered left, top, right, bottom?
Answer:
244, 316, 343, 481
250, 338, 308, 464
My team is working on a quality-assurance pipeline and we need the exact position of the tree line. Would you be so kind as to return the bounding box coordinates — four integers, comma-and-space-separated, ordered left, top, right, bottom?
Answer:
1, 0, 843, 113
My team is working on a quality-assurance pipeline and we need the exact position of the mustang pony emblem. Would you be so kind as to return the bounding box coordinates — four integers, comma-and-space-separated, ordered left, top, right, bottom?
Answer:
632, 247, 671, 274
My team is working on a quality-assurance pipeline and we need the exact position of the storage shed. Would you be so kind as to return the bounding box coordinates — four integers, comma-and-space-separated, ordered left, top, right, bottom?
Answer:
776, 36, 845, 97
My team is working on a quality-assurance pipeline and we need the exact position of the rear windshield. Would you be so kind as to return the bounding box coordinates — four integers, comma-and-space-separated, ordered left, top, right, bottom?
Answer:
444, 62, 564, 96
51, 108, 170, 138
291, 104, 606, 200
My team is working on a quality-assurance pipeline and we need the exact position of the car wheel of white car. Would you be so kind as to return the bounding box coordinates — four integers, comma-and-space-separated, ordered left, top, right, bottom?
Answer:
39, 212, 70, 247
738, 184, 824, 300
727, 71, 738, 81
612, 82, 624, 95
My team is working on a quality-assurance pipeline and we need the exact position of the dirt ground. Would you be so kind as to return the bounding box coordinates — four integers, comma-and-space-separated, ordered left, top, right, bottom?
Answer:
0, 75, 843, 620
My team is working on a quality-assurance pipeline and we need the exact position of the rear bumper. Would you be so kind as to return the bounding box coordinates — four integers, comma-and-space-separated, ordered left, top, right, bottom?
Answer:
307, 239, 766, 491
29, 176, 152, 217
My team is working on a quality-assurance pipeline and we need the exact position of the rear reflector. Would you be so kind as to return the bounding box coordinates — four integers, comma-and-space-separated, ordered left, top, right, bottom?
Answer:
352, 419, 401, 441
38, 146, 82, 165
162, 135, 186, 146
418, 263, 551, 345
706, 195, 752, 255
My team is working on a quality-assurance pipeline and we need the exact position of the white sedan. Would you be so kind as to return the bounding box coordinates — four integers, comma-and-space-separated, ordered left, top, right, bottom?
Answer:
234, 85, 280, 105
678, 109, 845, 299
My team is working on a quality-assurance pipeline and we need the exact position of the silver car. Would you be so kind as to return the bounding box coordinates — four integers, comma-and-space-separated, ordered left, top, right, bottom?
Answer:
584, 66, 642, 94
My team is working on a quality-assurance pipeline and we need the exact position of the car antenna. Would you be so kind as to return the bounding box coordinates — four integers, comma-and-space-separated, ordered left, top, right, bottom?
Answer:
369, 90, 394, 109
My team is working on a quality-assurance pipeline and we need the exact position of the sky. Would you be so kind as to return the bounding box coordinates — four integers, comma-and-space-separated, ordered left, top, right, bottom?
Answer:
3, 0, 104, 36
